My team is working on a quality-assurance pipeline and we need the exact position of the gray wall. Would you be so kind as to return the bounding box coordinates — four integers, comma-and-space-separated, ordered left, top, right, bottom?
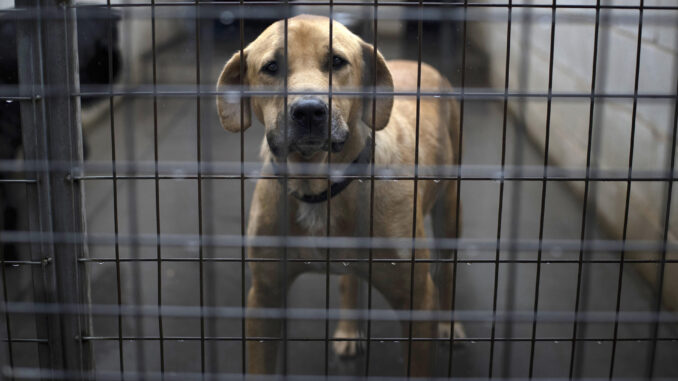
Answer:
472, 0, 678, 309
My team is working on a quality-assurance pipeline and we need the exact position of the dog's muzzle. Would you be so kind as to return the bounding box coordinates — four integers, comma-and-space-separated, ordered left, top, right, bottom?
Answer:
266, 97, 349, 158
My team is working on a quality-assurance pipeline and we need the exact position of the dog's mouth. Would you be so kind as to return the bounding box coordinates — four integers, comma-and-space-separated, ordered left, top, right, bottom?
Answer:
292, 135, 349, 158
266, 115, 349, 159
293, 138, 330, 158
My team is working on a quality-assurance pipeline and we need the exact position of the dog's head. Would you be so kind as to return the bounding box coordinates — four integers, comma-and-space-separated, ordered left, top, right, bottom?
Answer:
216, 15, 393, 165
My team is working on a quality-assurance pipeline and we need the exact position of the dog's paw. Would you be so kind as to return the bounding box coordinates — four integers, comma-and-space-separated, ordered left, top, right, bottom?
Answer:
438, 322, 467, 339
332, 325, 363, 358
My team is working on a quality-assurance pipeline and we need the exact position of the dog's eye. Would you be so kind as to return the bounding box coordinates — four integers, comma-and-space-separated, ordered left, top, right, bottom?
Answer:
262, 61, 278, 75
332, 55, 347, 70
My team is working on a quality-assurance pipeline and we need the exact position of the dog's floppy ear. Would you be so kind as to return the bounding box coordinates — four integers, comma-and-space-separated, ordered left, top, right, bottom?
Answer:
361, 41, 394, 131
216, 51, 251, 132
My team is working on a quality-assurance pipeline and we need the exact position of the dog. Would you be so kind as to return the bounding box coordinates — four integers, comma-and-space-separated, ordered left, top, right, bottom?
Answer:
216, 15, 462, 376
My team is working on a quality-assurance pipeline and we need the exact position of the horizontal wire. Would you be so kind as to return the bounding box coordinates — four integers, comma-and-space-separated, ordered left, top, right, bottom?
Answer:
0, 260, 45, 266
3, 160, 678, 183
2, 2, 678, 22
76, 258, 678, 265
61, 2, 678, 11
69, 174, 678, 182
1, 336, 676, 344
4, 230, 678, 253
3, 84, 678, 100
76, 336, 678, 343
2, 302, 677, 324
1, 338, 49, 344
0, 179, 37, 184
6, 366, 678, 381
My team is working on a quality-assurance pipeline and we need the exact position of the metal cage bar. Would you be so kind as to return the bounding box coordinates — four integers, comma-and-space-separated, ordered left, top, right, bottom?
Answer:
14, 0, 92, 375
528, 0, 557, 377
608, 1, 645, 377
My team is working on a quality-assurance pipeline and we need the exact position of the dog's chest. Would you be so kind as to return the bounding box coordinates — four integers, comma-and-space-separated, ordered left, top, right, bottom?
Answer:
294, 202, 357, 274
295, 202, 331, 235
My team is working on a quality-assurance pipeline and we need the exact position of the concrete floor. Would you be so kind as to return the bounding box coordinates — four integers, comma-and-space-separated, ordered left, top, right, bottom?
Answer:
4, 17, 678, 380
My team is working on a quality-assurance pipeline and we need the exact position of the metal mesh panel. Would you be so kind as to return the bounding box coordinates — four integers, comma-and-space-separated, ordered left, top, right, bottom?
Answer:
0, 0, 677, 379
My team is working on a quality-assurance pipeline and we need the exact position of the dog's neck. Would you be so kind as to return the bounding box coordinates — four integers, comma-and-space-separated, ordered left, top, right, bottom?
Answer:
260, 122, 373, 202
269, 136, 372, 203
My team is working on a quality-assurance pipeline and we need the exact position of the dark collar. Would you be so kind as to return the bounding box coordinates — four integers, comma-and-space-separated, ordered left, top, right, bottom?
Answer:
270, 138, 372, 204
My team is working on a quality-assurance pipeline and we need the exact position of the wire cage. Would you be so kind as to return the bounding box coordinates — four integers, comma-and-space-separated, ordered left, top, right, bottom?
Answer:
0, 0, 677, 380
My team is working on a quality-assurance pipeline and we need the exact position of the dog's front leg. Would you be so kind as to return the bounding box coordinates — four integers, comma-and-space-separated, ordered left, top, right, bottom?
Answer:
333, 274, 362, 357
374, 253, 438, 378
245, 179, 296, 374
246, 260, 294, 374
404, 262, 438, 378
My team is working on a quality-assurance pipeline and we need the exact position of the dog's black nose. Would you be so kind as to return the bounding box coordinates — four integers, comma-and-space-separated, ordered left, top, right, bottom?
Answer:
291, 98, 328, 129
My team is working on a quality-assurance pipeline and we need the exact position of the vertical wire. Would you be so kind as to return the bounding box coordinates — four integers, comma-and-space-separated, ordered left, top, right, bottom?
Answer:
609, 1, 644, 377
202, 8, 217, 376
433, 2, 451, 372
569, 0, 602, 378
16, 4, 39, 375
281, 5, 289, 376
324, 3, 333, 377
575, 9, 611, 377
239, 0, 246, 376
63, 3, 89, 370
447, 0, 467, 377
123, 6, 145, 373
126, 63, 146, 381
19, 2, 46, 380
105, 0, 125, 376
29, 3, 56, 373
364, 2, 377, 377
194, 0, 205, 377
406, 0, 423, 377
488, 0, 513, 376
502, 1, 532, 374
0, 218, 14, 378
646, 24, 678, 381
150, 0, 165, 376
528, 0, 556, 378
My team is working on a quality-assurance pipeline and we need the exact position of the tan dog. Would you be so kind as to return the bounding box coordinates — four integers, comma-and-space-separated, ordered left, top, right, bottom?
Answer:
217, 15, 462, 377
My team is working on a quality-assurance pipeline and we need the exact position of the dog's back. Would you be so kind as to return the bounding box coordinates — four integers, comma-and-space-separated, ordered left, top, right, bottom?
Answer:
375, 59, 460, 213
377, 61, 463, 342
